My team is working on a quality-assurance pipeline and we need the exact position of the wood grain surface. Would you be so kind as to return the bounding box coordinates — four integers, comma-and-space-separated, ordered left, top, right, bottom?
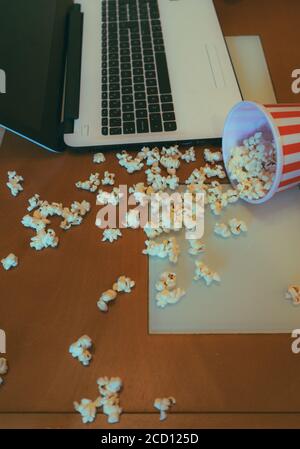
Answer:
0, 0, 300, 429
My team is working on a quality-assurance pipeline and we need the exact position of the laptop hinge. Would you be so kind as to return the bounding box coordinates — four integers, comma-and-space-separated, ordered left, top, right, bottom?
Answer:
63, 4, 83, 134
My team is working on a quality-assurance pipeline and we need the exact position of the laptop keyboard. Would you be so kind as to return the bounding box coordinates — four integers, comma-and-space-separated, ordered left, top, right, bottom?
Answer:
101, 0, 177, 136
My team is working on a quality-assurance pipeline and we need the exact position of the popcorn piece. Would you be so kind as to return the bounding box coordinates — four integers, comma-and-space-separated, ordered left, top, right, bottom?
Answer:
27, 194, 42, 211
37, 201, 63, 218
228, 132, 276, 201
1, 253, 18, 271
214, 223, 231, 239
71, 200, 91, 216
102, 228, 122, 243
143, 237, 180, 264
117, 150, 144, 173
194, 261, 220, 286
93, 152, 106, 164
102, 171, 115, 186
22, 214, 50, 231
166, 174, 179, 191
60, 201, 90, 231
156, 288, 185, 308
185, 168, 206, 186
285, 285, 300, 306
6, 171, 24, 196
129, 183, 154, 204
74, 398, 101, 424
97, 377, 123, 424
76, 173, 100, 193
154, 397, 176, 421
0, 358, 8, 387
30, 229, 59, 251
138, 147, 161, 166
96, 188, 123, 206
204, 148, 223, 163
228, 218, 247, 236
97, 289, 118, 313
69, 335, 93, 366
155, 272, 177, 291
123, 209, 141, 229
143, 222, 165, 239
203, 164, 226, 179
181, 147, 196, 163
113, 276, 135, 293
188, 239, 205, 256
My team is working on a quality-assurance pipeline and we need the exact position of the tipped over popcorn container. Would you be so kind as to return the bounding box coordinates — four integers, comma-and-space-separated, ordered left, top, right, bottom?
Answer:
222, 101, 300, 204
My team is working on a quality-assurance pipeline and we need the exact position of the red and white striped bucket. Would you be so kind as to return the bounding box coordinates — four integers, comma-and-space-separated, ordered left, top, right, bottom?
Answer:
222, 101, 300, 204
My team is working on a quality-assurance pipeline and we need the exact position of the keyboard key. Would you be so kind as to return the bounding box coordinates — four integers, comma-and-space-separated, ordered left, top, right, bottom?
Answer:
123, 112, 134, 121
136, 109, 147, 118
110, 75, 119, 83
122, 79, 132, 86
110, 128, 122, 135
147, 87, 158, 95
102, 118, 108, 126
122, 86, 133, 94
155, 52, 171, 94
135, 84, 145, 92
109, 100, 121, 109
133, 61, 142, 68
133, 68, 143, 76
102, 109, 108, 117
102, 92, 108, 100
137, 118, 149, 133
134, 75, 144, 84
144, 56, 154, 64
121, 70, 131, 78
120, 48, 130, 56
162, 103, 174, 112
150, 113, 163, 132
109, 83, 120, 91
163, 112, 175, 121
109, 68, 119, 75
102, 100, 108, 108
148, 95, 159, 104
123, 122, 136, 134
121, 55, 130, 63
132, 53, 142, 61
110, 109, 121, 117
145, 71, 155, 78
110, 118, 121, 127
145, 64, 155, 71
102, 127, 108, 135
122, 103, 134, 112
146, 79, 156, 87
122, 95, 133, 103
149, 104, 160, 113
121, 63, 131, 70
164, 121, 177, 132
132, 46, 141, 53
135, 100, 147, 109
135, 91, 146, 100
109, 91, 120, 99
161, 94, 173, 103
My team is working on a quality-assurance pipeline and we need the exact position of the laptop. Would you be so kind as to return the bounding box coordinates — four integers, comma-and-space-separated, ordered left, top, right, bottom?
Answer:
0, 0, 242, 152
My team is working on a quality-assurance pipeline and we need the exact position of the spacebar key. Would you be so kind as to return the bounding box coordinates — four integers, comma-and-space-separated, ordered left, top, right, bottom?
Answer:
155, 52, 171, 94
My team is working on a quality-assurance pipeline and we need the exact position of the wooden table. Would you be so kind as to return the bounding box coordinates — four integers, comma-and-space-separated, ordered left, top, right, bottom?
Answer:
1, 0, 300, 429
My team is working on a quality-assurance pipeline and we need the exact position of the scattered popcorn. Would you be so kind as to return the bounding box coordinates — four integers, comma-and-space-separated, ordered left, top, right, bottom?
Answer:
30, 229, 59, 251
204, 148, 223, 163
1, 253, 18, 271
156, 287, 185, 308
138, 146, 161, 166
188, 239, 205, 256
22, 214, 50, 231
71, 200, 91, 216
181, 147, 196, 163
227, 132, 276, 201
0, 358, 8, 386
6, 170, 24, 196
123, 209, 141, 229
37, 201, 63, 218
166, 174, 179, 190
155, 272, 177, 291
117, 150, 144, 173
102, 228, 122, 243
96, 188, 123, 206
97, 289, 118, 313
203, 163, 226, 179
27, 194, 42, 211
286, 285, 300, 306
93, 152, 106, 164
69, 335, 93, 366
160, 153, 181, 175
154, 397, 176, 421
228, 218, 247, 236
185, 168, 206, 186
143, 237, 180, 263
113, 276, 135, 293
143, 222, 165, 239
214, 223, 231, 239
97, 377, 123, 424
102, 171, 115, 186
76, 173, 100, 192
129, 183, 154, 204
194, 261, 220, 286
74, 398, 101, 424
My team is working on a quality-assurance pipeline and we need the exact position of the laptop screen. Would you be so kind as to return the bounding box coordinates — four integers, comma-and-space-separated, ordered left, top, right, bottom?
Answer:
0, 0, 57, 131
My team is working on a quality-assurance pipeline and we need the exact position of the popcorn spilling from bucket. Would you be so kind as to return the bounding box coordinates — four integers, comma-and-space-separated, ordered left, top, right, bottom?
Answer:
227, 132, 276, 202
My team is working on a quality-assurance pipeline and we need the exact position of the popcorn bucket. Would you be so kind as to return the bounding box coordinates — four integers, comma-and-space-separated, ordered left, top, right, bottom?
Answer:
222, 101, 300, 204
